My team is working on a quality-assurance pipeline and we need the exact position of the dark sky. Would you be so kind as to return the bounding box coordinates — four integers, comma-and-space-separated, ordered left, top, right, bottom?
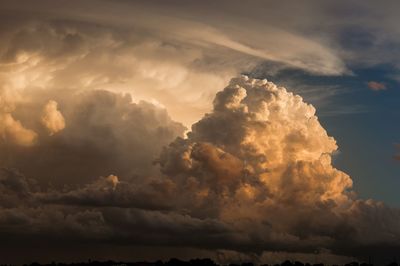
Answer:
0, 1, 400, 265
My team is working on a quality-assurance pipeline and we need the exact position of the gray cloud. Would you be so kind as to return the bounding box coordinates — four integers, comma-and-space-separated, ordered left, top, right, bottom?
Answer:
0, 168, 35, 208
39, 174, 175, 211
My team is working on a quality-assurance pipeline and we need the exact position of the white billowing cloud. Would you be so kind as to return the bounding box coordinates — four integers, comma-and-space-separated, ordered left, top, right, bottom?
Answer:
41, 100, 65, 135
0, 87, 37, 146
105, 174, 119, 190
160, 76, 350, 203
157, 76, 400, 254
0, 113, 37, 146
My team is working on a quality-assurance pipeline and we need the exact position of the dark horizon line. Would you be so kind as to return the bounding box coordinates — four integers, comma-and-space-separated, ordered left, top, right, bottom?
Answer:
3, 258, 399, 266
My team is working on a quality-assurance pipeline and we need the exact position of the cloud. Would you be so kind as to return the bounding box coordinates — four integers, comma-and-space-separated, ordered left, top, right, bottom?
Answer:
0, 87, 37, 146
367, 81, 386, 91
0, 16, 238, 126
157, 76, 400, 257
41, 100, 66, 135
2, 1, 349, 75
1, 89, 186, 187
0, 0, 359, 126
0, 113, 37, 146
105, 174, 119, 190
0, 76, 400, 264
159, 76, 351, 222
40, 174, 175, 210
2, 1, 400, 263
3, 0, 400, 127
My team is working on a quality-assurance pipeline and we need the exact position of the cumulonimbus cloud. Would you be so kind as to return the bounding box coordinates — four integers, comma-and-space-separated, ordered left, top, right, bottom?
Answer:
157, 76, 400, 257
0, 76, 400, 264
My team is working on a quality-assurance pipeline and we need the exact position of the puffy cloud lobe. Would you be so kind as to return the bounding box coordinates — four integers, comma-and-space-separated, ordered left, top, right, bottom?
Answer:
0, 113, 37, 146
41, 100, 65, 135
106, 174, 119, 190
0, 87, 37, 146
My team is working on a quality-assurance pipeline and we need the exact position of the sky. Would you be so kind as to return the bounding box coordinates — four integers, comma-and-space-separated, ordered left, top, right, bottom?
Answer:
0, 0, 400, 265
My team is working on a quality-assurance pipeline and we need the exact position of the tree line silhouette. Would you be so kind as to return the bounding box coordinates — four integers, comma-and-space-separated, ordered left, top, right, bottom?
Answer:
1, 258, 398, 266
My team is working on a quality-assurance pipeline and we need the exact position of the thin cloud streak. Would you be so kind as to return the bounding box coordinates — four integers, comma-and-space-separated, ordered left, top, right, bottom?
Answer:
367, 81, 386, 91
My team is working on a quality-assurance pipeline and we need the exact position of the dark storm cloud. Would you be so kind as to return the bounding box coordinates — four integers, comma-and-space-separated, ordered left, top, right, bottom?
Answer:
0, 168, 238, 255
40, 175, 175, 210
0, 168, 35, 208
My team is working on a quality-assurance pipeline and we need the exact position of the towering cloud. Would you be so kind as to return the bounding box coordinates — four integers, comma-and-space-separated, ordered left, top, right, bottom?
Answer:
41, 100, 65, 135
157, 76, 400, 258
0, 76, 399, 264
1, 1, 400, 264
159, 76, 352, 211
